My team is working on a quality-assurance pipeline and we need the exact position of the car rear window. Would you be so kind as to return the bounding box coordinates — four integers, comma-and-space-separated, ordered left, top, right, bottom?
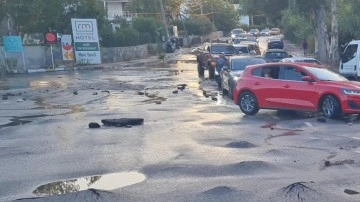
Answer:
265, 52, 288, 59
210, 45, 236, 54
231, 58, 266, 71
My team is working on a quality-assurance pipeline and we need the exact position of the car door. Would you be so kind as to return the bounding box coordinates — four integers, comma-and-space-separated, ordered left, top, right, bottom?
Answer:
249, 65, 283, 108
221, 60, 231, 90
278, 65, 319, 110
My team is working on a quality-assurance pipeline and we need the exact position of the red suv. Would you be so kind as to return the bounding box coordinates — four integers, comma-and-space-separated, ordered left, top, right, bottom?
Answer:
233, 63, 360, 118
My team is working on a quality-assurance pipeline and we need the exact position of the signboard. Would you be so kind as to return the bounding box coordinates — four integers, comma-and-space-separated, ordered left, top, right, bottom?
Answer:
3, 36, 23, 53
61, 35, 74, 61
44, 32, 57, 45
71, 18, 101, 64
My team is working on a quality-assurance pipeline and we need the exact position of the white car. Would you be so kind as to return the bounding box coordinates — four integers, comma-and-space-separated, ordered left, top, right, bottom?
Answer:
260, 29, 270, 36
279, 57, 325, 67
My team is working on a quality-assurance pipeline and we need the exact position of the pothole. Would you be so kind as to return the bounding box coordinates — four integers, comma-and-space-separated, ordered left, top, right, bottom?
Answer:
32, 172, 146, 197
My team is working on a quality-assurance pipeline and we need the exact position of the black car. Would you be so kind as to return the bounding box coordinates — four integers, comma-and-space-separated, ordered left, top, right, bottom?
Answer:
262, 49, 292, 62
220, 55, 266, 99
267, 37, 284, 49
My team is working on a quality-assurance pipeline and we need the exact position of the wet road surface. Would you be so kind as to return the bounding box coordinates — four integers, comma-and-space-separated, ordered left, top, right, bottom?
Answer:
0, 53, 360, 201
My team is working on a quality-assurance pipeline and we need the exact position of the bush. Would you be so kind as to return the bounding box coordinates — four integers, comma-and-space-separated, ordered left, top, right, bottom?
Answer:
0, 55, 17, 76
280, 9, 312, 44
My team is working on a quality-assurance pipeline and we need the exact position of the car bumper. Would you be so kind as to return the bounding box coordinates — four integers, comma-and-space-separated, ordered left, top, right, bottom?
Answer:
342, 95, 360, 113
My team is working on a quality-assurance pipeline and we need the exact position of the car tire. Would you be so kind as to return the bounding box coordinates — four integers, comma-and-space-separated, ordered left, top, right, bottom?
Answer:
321, 95, 341, 118
209, 67, 215, 80
238, 91, 259, 115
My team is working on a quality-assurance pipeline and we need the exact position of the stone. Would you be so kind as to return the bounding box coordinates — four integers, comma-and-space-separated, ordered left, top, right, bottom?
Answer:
138, 91, 145, 95
2, 96, 8, 100
172, 90, 179, 94
211, 96, 218, 101
89, 122, 101, 128
101, 118, 144, 127
317, 117, 326, 123
101, 90, 110, 93
324, 161, 331, 167
344, 189, 359, 195
92, 92, 98, 95
155, 101, 162, 104
73, 91, 78, 95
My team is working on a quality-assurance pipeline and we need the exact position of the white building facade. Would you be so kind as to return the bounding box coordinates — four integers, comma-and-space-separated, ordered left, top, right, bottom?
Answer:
103, 0, 133, 21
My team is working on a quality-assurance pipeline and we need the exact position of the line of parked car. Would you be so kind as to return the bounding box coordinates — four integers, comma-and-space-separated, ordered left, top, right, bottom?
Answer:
194, 29, 360, 118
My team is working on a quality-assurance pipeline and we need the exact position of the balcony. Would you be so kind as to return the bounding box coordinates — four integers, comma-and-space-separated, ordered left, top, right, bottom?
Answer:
107, 11, 133, 21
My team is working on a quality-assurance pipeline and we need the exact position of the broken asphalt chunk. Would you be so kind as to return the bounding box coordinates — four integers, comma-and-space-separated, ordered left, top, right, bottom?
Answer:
317, 117, 326, 123
101, 118, 144, 127
344, 189, 359, 195
89, 122, 101, 128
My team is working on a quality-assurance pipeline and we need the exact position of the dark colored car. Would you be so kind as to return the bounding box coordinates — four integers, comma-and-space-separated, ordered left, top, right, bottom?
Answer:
262, 49, 291, 62
267, 37, 284, 49
241, 41, 261, 55
234, 44, 250, 54
220, 56, 266, 99
196, 43, 238, 79
233, 63, 360, 118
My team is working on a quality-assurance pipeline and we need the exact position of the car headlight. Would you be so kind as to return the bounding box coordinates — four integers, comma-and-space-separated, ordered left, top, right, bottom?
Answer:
342, 89, 360, 95
231, 34, 235, 38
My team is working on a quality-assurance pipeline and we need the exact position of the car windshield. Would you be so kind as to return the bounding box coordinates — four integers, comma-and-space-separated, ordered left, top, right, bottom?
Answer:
231, 58, 266, 71
265, 52, 288, 58
271, 28, 279, 31
304, 66, 348, 81
211, 45, 235, 54
235, 46, 249, 53
232, 29, 243, 34
233, 38, 247, 44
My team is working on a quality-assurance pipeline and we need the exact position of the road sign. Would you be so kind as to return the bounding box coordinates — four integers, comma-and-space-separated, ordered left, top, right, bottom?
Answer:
44, 32, 57, 45
3, 36, 23, 53
61, 35, 74, 61
71, 18, 101, 64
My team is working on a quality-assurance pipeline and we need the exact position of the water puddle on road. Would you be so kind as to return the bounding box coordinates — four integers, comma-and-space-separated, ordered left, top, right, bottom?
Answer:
33, 172, 146, 196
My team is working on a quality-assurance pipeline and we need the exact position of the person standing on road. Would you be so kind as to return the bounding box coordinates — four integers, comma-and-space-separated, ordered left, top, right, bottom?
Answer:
215, 52, 227, 89
302, 39, 308, 56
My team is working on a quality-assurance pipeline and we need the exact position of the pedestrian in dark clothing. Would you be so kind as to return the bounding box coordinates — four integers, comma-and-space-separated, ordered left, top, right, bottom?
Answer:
302, 39, 308, 56
215, 53, 226, 89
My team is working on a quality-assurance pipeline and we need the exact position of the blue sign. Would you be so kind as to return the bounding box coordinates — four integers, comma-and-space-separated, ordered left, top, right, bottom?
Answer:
3, 36, 23, 53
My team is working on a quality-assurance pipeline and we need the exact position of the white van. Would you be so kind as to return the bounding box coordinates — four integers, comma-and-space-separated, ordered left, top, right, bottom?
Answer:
339, 40, 360, 80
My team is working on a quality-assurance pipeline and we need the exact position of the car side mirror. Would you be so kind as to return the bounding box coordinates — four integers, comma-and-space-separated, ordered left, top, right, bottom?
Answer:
302, 76, 313, 82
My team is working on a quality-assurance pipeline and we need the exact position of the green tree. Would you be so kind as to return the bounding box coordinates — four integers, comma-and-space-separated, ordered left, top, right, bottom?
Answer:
6, 0, 106, 34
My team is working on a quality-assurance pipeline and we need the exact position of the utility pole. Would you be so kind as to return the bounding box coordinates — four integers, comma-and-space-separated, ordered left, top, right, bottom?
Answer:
159, 0, 169, 41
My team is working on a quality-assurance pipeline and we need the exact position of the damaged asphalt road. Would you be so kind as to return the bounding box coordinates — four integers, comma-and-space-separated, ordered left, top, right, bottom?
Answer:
1, 53, 360, 202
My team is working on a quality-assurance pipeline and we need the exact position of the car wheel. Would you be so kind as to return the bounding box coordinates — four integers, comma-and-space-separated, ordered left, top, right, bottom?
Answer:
209, 67, 215, 80
321, 95, 341, 118
238, 91, 259, 115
